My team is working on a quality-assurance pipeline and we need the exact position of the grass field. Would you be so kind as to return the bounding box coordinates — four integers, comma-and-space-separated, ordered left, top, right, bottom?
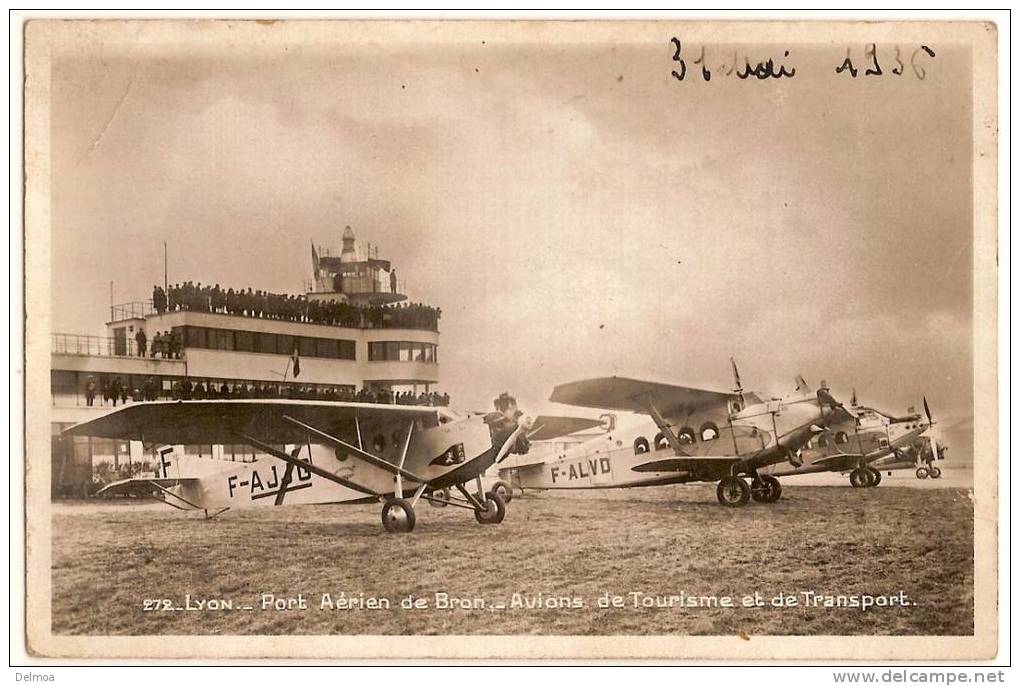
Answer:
51, 484, 974, 636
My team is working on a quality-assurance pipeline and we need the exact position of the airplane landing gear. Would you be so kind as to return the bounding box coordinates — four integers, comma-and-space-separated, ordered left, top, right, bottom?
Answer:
381, 498, 416, 533
717, 476, 751, 507
427, 487, 451, 507
849, 468, 872, 488
474, 492, 507, 524
866, 467, 882, 486
750, 475, 782, 503
490, 479, 513, 504
929, 466, 942, 479
915, 467, 929, 479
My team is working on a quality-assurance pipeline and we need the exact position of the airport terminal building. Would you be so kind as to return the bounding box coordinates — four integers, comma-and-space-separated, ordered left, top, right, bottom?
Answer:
50, 227, 443, 496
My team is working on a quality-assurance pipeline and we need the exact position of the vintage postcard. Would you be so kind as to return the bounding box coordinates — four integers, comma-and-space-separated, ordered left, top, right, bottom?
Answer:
20, 18, 999, 661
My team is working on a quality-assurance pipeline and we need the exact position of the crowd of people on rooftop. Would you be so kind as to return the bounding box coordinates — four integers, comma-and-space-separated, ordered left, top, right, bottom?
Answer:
152, 283, 440, 331
83, 374, 450, 407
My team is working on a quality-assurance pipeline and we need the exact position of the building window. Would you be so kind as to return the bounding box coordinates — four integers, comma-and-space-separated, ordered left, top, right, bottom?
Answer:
234, 330, 254, 352
255, 332, 277, 354
214, 329, 234, 351
700, 422, 720, 441
278, 334, 295, 356
633, 437, 649, 455
185, 327, 206, 348
298, 336, 316, 357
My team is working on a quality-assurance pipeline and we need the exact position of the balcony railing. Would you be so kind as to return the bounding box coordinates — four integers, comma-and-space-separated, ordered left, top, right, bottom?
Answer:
109, 300, 155, 322
52, 333, 143, 358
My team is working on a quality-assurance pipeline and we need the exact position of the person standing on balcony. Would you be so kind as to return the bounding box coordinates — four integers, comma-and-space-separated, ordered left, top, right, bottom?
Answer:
135, 328, 147, 357
153, 285, 167, 315
110, 377, 124, 407
84, 375, 97, 407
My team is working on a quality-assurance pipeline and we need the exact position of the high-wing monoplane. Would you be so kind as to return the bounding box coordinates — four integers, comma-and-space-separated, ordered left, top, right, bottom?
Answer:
498, 361, 854, 506
65, 394, 559, 533
763, 387, 939, 487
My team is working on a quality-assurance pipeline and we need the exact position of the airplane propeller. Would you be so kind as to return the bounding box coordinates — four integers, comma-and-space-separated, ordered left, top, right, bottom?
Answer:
922, 395, 942, 463
730, 357, 745, 405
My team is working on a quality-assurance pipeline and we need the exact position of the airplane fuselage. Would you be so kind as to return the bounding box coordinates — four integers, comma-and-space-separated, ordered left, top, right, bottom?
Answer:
504, 391, 834, 490
154, 413, 503, 510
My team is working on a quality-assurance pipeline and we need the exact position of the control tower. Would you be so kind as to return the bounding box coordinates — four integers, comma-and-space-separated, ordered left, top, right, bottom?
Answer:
308, 225, 406, 306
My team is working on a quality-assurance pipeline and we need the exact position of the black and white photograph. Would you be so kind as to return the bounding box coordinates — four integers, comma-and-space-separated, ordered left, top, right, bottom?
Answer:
17, 17, 1000, 663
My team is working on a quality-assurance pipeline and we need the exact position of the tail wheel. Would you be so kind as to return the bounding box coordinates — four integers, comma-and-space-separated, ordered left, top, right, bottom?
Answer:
750, 475, 782, 503
381, 498, 416, 533
867, 467, 882, 487
474, 492, 506, 525
929, 466, 942, 479
849, 468, 871, 488
716, 476, 750, 507
428, 487, 450, 508
490, 479, 513, 504
916, 467, 929, 480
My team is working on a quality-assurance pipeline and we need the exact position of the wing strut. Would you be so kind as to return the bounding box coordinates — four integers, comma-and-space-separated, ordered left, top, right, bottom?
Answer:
280, 414, 431, 486
233, 431, 381, 497
394, 422, 414, 497
639, 396, 690, 457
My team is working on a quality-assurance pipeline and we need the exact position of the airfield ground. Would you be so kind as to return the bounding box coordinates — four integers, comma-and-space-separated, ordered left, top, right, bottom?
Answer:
50, 479, 974, 636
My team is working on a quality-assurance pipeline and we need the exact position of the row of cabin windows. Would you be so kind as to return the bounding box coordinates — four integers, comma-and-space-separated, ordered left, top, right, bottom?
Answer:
633, 422, 721, 454
179, 325, 356, 360
631, 427, 889, 455
367, 341, 438, 363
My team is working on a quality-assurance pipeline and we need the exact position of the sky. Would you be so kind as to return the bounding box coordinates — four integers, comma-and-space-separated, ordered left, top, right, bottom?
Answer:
46, 26, 975, 455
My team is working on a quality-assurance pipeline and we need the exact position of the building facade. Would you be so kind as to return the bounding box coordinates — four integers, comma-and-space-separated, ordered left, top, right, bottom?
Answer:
51, 228, 443, 496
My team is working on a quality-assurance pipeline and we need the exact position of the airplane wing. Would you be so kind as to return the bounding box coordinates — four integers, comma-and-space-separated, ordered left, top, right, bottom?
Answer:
737, 415, 824, 473
527, 415, 603, 442
64, 400, 443, 445
770, 452, 862, 477
550, 377, 738, 416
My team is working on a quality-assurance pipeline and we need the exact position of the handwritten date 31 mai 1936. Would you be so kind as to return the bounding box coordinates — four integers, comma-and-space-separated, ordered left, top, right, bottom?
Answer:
669, 39, 937, 82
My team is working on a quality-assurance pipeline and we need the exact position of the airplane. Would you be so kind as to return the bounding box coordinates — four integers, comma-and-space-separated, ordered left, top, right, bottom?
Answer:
497, 361, 856, 507
65, 394, 594, 533
869, 402, 948, 480
761, 385, 938, 488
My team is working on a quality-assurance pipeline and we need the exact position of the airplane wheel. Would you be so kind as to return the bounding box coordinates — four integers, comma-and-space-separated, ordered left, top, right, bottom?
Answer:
490, 480, 513, 504
750, 475, 782, 503
929, 467, 942, 479
474, 492, 506, 525
428, 488, 450, 508
867, 467, 882, 487
716, 476, 750, 507
916, 467, 929, 480
381, 498, 416, 533
849, 468, 871, 488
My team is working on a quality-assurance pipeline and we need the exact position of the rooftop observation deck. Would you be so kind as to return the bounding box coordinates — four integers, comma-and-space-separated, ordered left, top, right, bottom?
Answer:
109, 293, 440, 332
